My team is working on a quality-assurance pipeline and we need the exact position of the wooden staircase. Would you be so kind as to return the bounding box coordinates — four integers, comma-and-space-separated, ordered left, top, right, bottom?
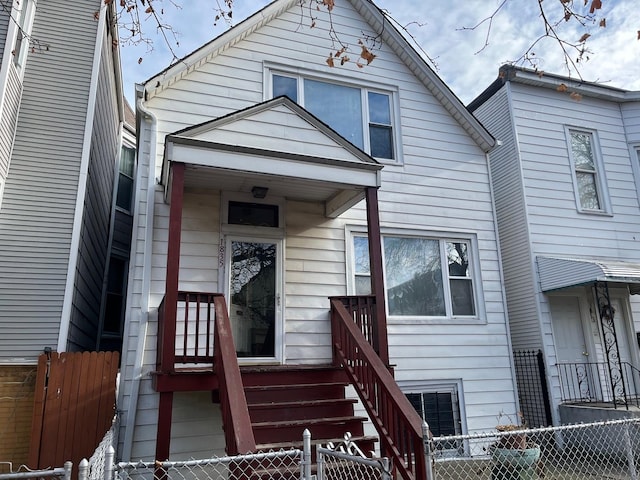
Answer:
239, 365, 377, 454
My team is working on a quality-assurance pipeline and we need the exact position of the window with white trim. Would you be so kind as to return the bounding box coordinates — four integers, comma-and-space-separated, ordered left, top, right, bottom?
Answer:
405, 383, 464, 455
116, 145, 135, 212
271, 72, 396, 161
353, 234, 477, 318
567, 129, 608, 213
12, 0, 37, 70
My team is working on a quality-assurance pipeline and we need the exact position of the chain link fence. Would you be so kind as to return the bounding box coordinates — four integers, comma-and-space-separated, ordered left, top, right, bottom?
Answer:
429, 417, 640, 480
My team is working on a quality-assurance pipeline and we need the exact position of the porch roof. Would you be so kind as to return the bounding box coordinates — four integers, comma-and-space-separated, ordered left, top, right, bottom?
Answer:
537, 256, 640, 293
161, 96, 383, 218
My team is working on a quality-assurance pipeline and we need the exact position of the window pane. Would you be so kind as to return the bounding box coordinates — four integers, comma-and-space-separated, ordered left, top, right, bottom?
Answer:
576, 171, 600, 209
354, 236, 370, 274
571, 132, 595, 170
384, 237, 445, 316
116, 174, 133, 210
304, 79, 364, 149
447, 242, 470, 277
450, 279, 475, 316
355, 276, 372, 296
368, 92, 391, 124
120, 147, 135, 177
369, 125, 393, 159
273, 75, 297, 102
228, 201, 279, 227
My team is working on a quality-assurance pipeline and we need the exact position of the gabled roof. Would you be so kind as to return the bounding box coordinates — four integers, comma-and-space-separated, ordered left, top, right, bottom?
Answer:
166, 95, 381, 166
161, 96, 383, 217
468, 65, 640, 111
142, 0, 495, 152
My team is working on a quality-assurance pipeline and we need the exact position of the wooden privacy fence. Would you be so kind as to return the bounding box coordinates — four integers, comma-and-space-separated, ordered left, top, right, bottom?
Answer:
28, 351, 119, 470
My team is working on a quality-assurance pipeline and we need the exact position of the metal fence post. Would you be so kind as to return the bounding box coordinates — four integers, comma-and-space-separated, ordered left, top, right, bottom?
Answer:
380, 457, 391, 480
423, 421, 434, 480
624, 423, 638, 480
78, 459, 89, 480
104, 446, 115, 480
63, 462, 72, 480
302, 429, 312, 480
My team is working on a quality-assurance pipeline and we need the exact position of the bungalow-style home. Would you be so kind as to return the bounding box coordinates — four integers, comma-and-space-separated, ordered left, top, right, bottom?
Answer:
469, 65, 640, 426
0, 0, 125, 467
118, 1, 519, 476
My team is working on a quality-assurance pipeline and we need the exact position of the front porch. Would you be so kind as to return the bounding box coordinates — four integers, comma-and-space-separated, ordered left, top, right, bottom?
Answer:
148, 97, 429, 480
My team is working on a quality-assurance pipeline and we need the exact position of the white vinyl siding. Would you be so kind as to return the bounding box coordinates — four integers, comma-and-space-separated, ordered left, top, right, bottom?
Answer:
120, 0, 517, 460
509, 83, 640, 261
471, 85, 541, 350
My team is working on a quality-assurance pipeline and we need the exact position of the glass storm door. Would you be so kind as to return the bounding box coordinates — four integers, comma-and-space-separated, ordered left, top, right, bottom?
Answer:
227, 238, 281, 361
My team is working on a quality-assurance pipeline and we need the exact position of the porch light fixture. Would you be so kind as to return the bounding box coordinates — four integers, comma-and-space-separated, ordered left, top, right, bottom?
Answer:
251, 186, 268, 199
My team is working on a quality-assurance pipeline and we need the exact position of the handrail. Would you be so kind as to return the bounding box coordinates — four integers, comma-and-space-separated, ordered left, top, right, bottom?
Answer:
557, 361, 640, 409
213, 295, 256, 455
330, 298, 426, 480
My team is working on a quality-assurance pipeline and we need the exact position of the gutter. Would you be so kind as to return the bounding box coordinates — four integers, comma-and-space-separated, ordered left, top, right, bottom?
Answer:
119, 84, 158, 461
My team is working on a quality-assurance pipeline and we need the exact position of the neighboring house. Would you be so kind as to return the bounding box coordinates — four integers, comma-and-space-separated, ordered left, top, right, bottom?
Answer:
118, 0, 519, 475
469, 65, 640, 426
0, 0, 126, 466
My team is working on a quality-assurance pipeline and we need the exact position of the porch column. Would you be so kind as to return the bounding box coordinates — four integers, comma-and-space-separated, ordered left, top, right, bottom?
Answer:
161, 161, 185, 372
365, 187, 389, 366
155, 161, 185, 462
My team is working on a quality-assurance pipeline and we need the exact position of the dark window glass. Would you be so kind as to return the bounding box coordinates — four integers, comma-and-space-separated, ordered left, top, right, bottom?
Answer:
228, 201, 279, 227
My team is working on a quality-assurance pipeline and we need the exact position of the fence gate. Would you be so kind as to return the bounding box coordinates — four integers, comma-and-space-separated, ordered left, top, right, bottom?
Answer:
28, 351, 119, 470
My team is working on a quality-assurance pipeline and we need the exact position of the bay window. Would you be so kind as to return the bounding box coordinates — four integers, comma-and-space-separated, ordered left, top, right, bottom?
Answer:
271, 72, 396, 161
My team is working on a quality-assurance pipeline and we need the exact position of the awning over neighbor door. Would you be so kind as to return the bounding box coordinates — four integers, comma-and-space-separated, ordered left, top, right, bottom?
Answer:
161, 96, 383, 218
537, 256, 640, 294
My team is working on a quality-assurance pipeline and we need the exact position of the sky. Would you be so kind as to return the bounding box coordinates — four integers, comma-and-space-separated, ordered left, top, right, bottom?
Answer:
119, 0, 640, 106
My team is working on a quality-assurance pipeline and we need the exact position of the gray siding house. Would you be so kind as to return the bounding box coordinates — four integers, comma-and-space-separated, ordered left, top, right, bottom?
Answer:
0, 0, 125, 363
470, 66, 640, 426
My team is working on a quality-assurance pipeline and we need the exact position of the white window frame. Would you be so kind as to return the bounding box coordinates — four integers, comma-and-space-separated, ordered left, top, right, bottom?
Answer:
116, 144, 136, 213
11, 0, 37, 73
399, 379, 467, 457
565, 127, 610, 214
264, 64, 402, 164
346, 226, 486, 324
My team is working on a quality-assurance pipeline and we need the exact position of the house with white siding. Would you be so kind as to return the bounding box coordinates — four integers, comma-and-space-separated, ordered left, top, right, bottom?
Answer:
469, 65, 640, 426
119, 1, 519, 476
0, 0, 126, 465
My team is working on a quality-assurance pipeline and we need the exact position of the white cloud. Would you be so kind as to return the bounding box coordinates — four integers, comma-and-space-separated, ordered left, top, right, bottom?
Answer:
120, 0, 640, 105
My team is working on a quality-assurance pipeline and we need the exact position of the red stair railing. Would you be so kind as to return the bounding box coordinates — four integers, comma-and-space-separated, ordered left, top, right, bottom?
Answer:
213, 294, 256, 455
330, 298, 427, 480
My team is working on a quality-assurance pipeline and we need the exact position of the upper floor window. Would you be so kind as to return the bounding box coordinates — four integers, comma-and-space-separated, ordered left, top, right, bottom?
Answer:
353, 234, 477, 319
12, 0, 36, 70
271, 72, 396, 161
116, 145, 135, 212
567, 129, 608, 213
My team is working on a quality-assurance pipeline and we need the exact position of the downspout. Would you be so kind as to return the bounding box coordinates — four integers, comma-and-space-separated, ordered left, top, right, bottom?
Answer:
57, 2, 107, 351
119, 84, 158, 461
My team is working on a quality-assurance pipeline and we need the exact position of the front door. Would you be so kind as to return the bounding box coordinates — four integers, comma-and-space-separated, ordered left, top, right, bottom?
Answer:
226, 237, 282, 362
550, 295, 593, 400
